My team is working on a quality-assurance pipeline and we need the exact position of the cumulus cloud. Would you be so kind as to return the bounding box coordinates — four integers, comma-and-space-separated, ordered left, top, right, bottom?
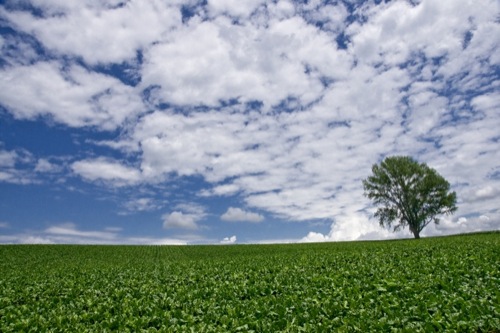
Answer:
45, 222, 118, 241
127, 237, 188, 246
19, 236, 55, 244
421, 214, 500, 237
122, 197, 160, 213
470, 186, 500, 202
0, 62, 144, 130
302, 212, 500, 243
1, 0, 181, 65
0, 150, 17, 167
0, 223, 190, 245
206, 0, 266, 18
162, 211, 200, 230
220, 235, 237, 244
0, 147, 36, 184
140, 13, 345, 108
300, 213, 409, 243
34, 158, 60, 173
0, 0, 498, 242
221, 207, 264, 223
71, 158, 141, 186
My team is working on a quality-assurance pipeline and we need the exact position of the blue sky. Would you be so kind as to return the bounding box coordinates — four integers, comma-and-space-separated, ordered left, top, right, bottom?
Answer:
0, 0, 499, 244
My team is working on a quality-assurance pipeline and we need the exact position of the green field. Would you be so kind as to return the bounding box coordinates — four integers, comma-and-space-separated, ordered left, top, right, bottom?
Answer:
1, 233, 499, 332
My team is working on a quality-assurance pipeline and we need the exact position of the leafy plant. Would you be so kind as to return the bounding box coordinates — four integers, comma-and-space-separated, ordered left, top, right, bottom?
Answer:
0, 233, 498, 332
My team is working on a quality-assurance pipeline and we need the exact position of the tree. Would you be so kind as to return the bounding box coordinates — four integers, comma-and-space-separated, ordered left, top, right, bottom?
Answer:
362, 156, 457, 239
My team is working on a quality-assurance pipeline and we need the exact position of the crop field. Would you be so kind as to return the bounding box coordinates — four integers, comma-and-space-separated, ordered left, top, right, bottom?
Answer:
1, 233, 499, 332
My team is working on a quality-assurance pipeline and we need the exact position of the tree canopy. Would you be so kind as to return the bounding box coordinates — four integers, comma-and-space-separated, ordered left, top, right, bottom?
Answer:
363, 156, 457, 239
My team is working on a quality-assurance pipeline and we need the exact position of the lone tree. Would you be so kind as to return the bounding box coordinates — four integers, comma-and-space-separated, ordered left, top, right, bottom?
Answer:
363, 156, 457, 239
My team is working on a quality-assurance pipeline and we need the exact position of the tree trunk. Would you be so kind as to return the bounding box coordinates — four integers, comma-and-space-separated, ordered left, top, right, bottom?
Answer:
409, 225, 420, 239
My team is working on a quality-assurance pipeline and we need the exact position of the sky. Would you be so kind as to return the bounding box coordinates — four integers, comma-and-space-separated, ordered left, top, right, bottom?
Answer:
0, 0, 499, 245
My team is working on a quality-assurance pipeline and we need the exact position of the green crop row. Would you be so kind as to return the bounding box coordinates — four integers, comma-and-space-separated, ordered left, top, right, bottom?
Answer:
1, 233, 499, 332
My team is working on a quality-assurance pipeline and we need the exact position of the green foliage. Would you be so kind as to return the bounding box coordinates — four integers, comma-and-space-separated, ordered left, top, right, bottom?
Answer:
363, 156, 457, 238
1, 233, 499, 332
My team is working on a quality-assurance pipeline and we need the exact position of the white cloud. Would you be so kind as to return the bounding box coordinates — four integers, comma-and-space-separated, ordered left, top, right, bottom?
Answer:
220, 235, 237, 244
127, 107, 379, 221
162, 211, 199, 230
134, 110, 254, 180
472, 93, 500, 114
71, 158, 141, 186
19, 236, 55, 244
0, 171, 21, 184
1, 0, 181, 65
0, 147, 36, 184
173, 202, 207, 216
127, 237, 188, 246
160, 204, 207, 232
45, 222, 118, 240
0, 222, 9, 229
221, 207, 264, 223
201, 183, 240, 197
421, 214, 500, 237
140, 14, 345, 108
0, 150, 17, 167
302, 212, 500, 243
34, 158, 60, 173
300, 231, 330, 243
300, 213, 408, 243
252, 238, 297, 245
300, 2, 348, 32
347, 1, 496, 66
0, 62, 145, 130
206, 0, 266, 18
472, 186, 500, 201
0, 223, 191, 245
122, 197, 159, 213
0, 33, 39, 66
0, 0, 498, 242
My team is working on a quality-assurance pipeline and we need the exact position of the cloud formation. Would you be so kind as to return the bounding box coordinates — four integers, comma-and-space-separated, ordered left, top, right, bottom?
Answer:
220, 235, 237, 244
0, 0, 498, 243
1, 0, 181, 65
0, 146, 36, 184
162, 211, 201, 230
71, 158, 141, 186
0, 62, 144, 130
160, 203, 208, 233
0, 222, 189, 245
301, 213, 404, 243
221, 207, 264, 223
